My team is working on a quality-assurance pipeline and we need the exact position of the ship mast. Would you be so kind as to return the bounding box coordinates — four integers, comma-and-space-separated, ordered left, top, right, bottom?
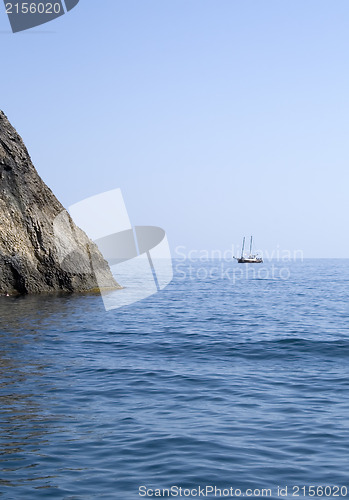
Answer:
249, 236, 253, 256
241, 237, 245, 259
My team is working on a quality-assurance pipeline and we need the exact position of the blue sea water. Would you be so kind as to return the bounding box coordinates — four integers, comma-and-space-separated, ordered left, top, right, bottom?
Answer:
0, 259, 349, 500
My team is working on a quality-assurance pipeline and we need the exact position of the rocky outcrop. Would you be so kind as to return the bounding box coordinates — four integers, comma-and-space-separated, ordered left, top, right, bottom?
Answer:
0, 110, 119, 295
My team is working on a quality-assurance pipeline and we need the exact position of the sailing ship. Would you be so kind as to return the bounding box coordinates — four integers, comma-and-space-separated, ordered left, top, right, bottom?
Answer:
234, 236, 263, 263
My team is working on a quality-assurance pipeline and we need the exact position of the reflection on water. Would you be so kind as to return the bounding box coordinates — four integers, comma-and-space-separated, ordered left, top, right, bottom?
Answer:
0, 294, 105, 495
1, 347, 54, 488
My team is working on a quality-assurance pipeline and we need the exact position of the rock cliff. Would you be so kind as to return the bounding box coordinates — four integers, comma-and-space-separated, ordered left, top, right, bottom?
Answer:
0, 110, 119, 295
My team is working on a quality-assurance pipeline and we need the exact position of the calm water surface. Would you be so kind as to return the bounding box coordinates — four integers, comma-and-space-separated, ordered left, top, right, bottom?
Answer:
0, 259, 349, 499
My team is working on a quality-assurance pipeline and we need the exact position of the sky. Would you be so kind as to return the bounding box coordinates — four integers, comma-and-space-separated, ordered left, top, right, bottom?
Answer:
1, 0, 349, 258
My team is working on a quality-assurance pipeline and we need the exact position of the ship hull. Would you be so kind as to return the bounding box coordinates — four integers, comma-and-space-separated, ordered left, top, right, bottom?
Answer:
237, 258, 263, 263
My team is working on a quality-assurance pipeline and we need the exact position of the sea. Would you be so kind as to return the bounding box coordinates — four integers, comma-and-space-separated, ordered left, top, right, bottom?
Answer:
0, 259, 349, 500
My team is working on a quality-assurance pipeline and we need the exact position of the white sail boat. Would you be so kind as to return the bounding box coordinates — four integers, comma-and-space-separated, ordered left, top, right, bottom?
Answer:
234, 236, 263, 263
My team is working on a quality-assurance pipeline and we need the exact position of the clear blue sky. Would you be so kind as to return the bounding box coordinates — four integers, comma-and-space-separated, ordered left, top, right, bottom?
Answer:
1, 1, 348, 257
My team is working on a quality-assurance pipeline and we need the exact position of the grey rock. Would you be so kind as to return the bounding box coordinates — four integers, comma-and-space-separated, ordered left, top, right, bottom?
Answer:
0, 110, 120, 295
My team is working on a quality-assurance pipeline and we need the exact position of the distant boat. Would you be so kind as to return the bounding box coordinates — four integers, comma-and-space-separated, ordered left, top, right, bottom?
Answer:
234, 236, 263, 263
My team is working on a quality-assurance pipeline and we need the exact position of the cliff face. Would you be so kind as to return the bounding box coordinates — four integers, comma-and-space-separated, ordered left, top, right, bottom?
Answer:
0, 110, 118, 295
